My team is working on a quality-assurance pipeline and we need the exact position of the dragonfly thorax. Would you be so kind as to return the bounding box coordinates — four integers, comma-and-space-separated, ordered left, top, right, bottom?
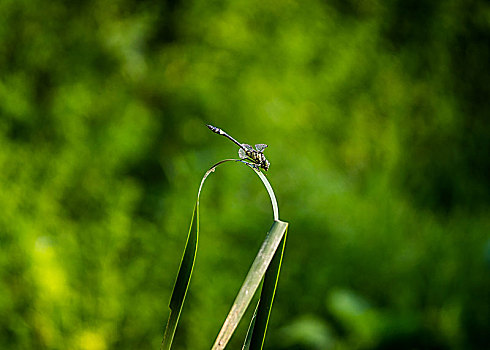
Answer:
240, 146, 269, 171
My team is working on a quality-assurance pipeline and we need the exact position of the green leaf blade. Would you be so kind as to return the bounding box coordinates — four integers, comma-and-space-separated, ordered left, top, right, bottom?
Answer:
247, 224, 288, 349
161, 203, 199, 350
161, 159, 287, 350
212, 220, 288, 350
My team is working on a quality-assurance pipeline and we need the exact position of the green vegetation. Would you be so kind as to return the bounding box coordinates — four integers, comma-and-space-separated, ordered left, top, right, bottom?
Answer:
161, 160, 288, 350
0, 0, 488, 349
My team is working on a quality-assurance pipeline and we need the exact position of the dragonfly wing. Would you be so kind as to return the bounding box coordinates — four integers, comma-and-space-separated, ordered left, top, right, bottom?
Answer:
255, 143, 268, 152
242, 144, 254, 152
238, 148, 247, 159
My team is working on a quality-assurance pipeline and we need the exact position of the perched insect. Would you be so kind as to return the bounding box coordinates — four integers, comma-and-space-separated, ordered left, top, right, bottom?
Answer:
206, 124, 270, 171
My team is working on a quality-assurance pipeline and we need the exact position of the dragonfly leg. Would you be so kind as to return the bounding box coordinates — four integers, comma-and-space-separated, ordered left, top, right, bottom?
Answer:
237, 159, 260, 170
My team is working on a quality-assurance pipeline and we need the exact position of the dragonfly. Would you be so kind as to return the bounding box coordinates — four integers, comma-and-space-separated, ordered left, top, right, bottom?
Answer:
206, 124, 270, 171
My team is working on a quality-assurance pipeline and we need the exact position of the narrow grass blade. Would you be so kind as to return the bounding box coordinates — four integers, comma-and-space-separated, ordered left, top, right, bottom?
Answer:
161, 159, 239, 349
161, 159, 286, 350
160, 203, 198, 350
212, 220, 289, 350
242, 302, 259, 350
253, 168, 279, 221
246, 225, 288, 349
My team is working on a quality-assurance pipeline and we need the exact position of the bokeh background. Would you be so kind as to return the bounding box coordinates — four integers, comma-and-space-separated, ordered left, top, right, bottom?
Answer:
1, 0, 489, 349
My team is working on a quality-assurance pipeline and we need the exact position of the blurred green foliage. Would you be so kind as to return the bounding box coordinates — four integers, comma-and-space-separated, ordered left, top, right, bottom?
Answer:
1, 0, 489, 349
